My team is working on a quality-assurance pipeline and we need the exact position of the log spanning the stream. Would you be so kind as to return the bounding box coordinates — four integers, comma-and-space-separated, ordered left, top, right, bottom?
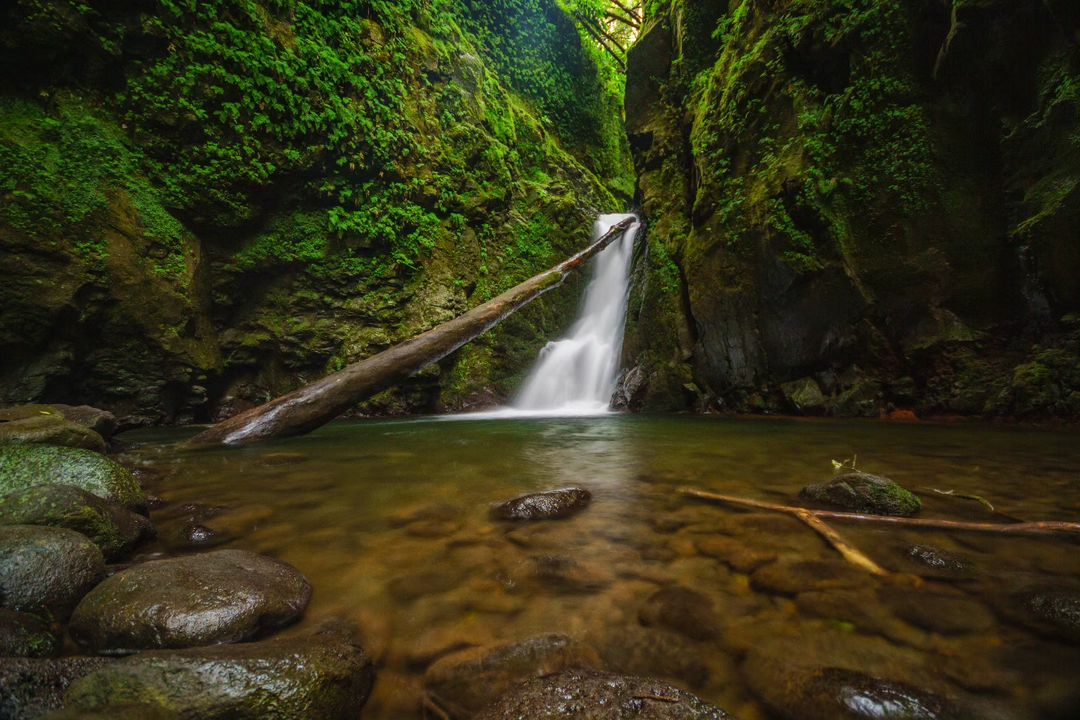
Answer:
188, 217, 637, 448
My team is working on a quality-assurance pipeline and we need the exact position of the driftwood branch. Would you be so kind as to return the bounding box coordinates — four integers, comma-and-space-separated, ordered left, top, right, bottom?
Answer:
610, 0, 642, 23
679, 487, 1080, 536
188, 218, 636, 447
793, 508, 889, 575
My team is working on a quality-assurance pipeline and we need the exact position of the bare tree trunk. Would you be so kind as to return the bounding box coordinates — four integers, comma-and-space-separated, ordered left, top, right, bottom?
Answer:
187, 217, 637, 448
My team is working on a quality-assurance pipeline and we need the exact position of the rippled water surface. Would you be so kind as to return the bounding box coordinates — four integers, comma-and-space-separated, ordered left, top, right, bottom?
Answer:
121, 415, 1080, 719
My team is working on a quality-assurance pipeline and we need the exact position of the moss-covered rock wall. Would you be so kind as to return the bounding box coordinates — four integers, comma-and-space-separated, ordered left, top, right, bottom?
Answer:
0, 0, 634, 424
623, 0, 1080, 419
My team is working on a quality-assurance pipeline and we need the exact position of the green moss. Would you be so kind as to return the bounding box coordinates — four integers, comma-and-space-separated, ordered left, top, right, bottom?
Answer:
0, 445, 146, 511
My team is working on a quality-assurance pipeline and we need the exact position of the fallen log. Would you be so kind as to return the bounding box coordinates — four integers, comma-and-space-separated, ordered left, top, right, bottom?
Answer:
679, 487, 1080, 536
187, 217, 637, 447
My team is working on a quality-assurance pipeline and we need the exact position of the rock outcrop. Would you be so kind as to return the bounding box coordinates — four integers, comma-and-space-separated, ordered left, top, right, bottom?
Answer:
623, 0, 1080, 419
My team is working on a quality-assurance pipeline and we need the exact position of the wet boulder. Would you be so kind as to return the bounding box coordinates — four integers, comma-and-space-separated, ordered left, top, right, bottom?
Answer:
61, 624, 374, 720
490, 487, 592, 521
592, 624, 710, 689
0, 414, 107, 452
69, 549, 311, 654
0, 609, 60, 657
0, 485, 153, 559
0, 525, 105, 617
0, 657, 111, 720
41, 703, 178, 719
0, 405, 117, 440
768, 667, 956, 720
424, 634, 599, 718
475, 669, 733, 719
801, 472, 920, 516
0, 445, 146, 511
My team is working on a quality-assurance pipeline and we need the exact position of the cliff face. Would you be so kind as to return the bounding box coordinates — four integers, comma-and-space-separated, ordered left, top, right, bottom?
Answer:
0, 0, 633, 425
623, 0, 1080, 419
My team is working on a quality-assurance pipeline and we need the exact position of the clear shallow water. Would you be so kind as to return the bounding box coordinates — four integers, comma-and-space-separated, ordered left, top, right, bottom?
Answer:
120, 415, 1080, 719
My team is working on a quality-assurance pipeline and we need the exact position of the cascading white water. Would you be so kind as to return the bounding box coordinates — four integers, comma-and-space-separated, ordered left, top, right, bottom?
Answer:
507, 213, 641, 416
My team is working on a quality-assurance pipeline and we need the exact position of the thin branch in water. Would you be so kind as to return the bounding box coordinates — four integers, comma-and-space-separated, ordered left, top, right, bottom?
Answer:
923, 487, 995, 512
793, 508, 889, 575
679, 487, 1080, 536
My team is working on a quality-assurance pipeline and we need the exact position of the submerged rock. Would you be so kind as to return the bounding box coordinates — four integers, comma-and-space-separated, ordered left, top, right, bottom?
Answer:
884, 590, 995, 636
475, 669, 733, 719
801, 472, 920, 516
0, 445, 146, 511
0, 609, 60, 657
62, 624, 374, 719
903, 545, 972, 575
0, 484, 153, 559
593, 624, 710, 689
69, 549, 311, 653
1004, 590, 1080, 643
424, 634, 599, 718
751, 558, 871, 595
638, 585, 721, 641
0, 525, 105, 617
490, 487, 592, 521
0, 415, 107, 452
0, 656, 111, 720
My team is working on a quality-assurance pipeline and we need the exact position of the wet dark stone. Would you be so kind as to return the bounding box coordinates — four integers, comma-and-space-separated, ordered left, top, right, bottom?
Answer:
1010, 590, 1080, 643
62, 623, 374, 719
474, 669, 733, 719
801, 472, 920, 516
490, 487, 592, 521
0, 525, 105, 617
0, 656, 112, 720
904, 545, 972, 575
41, 703, 178, 719
0, 609, 60, 657
0, 484, 154, 559
638, 585, 721, 641
425, 634, 599, 719
69, 549, 311, 654
803, 668, 955, 719
177, 522, 229, 548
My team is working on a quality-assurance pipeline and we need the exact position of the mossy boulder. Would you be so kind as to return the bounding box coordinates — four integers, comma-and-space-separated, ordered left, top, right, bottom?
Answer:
475, 669, 733, 719
62, 624, 374, 720
801, 472, 921, 517
781, 377, 827, 414
69, 549, 311, 654
0, 445, 146, 511
0, 609, 60, 658
0, 484, 154, 559
0, 657, 112, 720
0, 525, 105, 617
0, 415, 106, 452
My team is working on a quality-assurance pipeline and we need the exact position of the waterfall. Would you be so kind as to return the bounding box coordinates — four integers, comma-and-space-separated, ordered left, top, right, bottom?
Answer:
508, 213, 641, 415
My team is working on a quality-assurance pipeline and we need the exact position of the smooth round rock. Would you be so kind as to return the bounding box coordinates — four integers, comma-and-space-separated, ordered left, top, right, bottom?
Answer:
475, 669, 733, 719
425, 634, 599, 718
0, 525, 105, 616
69, 549, 311, 654
62, 624, 373, 720
0, 445, 146, 511
490, 487, 592, 521
0, 405, 117, 439
0, 609, 60, 657
801, 472, 921, 516
0, 484, 153, 559
0, 657, 111, 720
